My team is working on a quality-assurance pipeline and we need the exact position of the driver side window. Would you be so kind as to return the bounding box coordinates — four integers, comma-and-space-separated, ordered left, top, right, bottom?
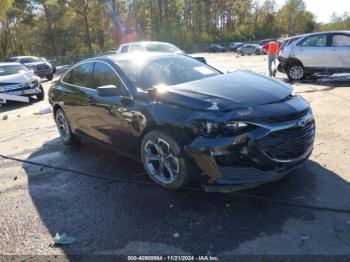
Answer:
298, 35, 327, 47
92, 62, 129, 96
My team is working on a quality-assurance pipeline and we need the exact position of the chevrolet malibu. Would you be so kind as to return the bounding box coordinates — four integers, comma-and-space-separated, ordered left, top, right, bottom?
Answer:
49, 53, 315, 192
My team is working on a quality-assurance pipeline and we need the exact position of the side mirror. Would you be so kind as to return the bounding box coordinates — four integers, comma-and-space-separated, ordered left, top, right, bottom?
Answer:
96, 85, 121, 97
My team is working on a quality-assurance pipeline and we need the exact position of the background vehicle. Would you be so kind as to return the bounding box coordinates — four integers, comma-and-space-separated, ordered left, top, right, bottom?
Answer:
49, 53, 315, 192
238, 44, 264, 55
258, 38, 276, 46
228, 42, 243, 51
117, 41, 206, 63
278, 31, 350, 80
0, 62, 44, 105
230, 43, 245, 52
206, 44, 227, 53
117, 41, 184, 54
5, 56, 54, 80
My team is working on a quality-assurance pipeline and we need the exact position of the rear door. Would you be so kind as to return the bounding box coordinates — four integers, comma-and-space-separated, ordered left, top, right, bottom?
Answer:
59, 62, 95, 135
294, 34, 334, 69
331, 33, 350, 69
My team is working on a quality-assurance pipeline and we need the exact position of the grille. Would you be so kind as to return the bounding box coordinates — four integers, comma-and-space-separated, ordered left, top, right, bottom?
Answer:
36, 64, 49, 70
258, 109, 308, 124
257, 120, 315, 161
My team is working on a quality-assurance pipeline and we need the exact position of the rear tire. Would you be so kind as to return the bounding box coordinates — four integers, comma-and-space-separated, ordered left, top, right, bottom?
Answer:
55, 108, 79, 145
287, 62, 305, 81
141, 129, 195, 190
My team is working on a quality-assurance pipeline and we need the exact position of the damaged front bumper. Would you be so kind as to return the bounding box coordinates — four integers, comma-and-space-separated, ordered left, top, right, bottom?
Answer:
185, 110, 315, 192
0, 86, 42, 104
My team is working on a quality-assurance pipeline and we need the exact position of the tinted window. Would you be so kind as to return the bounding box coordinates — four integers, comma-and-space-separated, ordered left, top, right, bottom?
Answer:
20, 57, 41, 63
5, 58, 19, 62
121, 45, 129, 53
64, 62, 93, 87
92, 62, 123, 89
298, 35, 327, 47
332, 34, 350, 47
117, 56, 221, 90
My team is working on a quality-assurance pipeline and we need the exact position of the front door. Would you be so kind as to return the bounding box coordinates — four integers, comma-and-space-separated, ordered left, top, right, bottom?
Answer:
90, 61, 138, 154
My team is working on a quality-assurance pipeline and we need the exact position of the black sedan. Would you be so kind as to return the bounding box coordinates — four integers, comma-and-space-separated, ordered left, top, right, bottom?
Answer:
49, 53, 315, 192
206, 44, 227, 53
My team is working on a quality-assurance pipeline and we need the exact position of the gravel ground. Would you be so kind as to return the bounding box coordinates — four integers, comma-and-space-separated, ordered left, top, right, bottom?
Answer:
0, 53, 349, 258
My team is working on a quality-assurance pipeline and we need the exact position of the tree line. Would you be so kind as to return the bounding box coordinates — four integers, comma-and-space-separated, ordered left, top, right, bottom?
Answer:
0, 0, 349, 61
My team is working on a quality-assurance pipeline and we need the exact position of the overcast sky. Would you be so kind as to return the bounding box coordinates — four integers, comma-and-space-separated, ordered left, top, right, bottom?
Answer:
274, 0, 348, 23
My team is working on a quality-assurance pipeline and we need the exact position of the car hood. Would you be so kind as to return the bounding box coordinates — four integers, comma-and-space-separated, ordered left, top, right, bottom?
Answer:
0, 71, 36, 84
155, 70, 293, 111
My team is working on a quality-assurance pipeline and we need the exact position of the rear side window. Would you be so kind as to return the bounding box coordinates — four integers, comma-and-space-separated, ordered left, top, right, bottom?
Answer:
63, 62, 93, 87
298, 35, 327, 47
120, 45, 129, 53
92, 62, 123, 88
332, 34, 350, 47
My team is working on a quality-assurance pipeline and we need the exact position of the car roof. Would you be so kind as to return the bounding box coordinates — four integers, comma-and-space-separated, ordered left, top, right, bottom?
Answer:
0, 62, 22, 66
283, 30, 350, 41
8, 56, 39, 59
84, 52, 183, 65
121, 41, 176, 46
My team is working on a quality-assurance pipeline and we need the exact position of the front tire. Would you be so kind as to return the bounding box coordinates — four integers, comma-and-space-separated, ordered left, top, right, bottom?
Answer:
287, 62, 305, 80
141, 130, 194, 189
36, 85, 44, 100
46, 73, 54, 81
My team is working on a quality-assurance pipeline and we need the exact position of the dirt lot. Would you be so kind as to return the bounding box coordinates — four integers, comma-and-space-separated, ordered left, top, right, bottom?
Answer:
0, 53, 350, 257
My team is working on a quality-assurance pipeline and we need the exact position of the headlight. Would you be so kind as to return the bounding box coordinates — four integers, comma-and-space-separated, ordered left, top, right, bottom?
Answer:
29, 80, 38, 88
18, 80, 38, 88
193, 120, 248, 137
0, 86, 5, 92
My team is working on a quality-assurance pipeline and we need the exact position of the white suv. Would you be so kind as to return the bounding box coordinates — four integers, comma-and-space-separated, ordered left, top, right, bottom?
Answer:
278, 31, 350, 80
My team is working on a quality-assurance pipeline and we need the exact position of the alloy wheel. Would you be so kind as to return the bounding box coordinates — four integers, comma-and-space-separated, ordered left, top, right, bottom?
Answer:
56, 111, 70, 142
289, 65, 304, 80
144, 138, 180, 184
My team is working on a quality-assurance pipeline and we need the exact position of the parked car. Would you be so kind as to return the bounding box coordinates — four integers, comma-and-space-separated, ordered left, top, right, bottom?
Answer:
238, 44, 264, 55
0, 62, 44, 105
258, 39, 276, 46
117, 41, 184, 54
49, 53, 315, 192
206, 44, 227, 53
228, 42, 243, 51
117, 41, 206, 63
230, 43, 245, 52
278, 31, 350, 80
5, 56, 54, 80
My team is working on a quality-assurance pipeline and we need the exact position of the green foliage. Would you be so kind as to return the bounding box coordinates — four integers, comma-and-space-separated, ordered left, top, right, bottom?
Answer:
0, 0, 345, 60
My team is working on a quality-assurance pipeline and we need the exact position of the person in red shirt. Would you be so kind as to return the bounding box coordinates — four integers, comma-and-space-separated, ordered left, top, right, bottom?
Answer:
262, 41, 280, 77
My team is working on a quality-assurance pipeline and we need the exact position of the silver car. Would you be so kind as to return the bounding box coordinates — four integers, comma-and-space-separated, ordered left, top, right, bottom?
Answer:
278, 31, 350, 80
238, 44, 264, 55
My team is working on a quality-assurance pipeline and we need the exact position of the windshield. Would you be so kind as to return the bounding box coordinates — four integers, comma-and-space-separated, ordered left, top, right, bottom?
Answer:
0, 65, 29, 77
143, 43, 180, 53
117, 56, 221, 90
20, 57, 41, 63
